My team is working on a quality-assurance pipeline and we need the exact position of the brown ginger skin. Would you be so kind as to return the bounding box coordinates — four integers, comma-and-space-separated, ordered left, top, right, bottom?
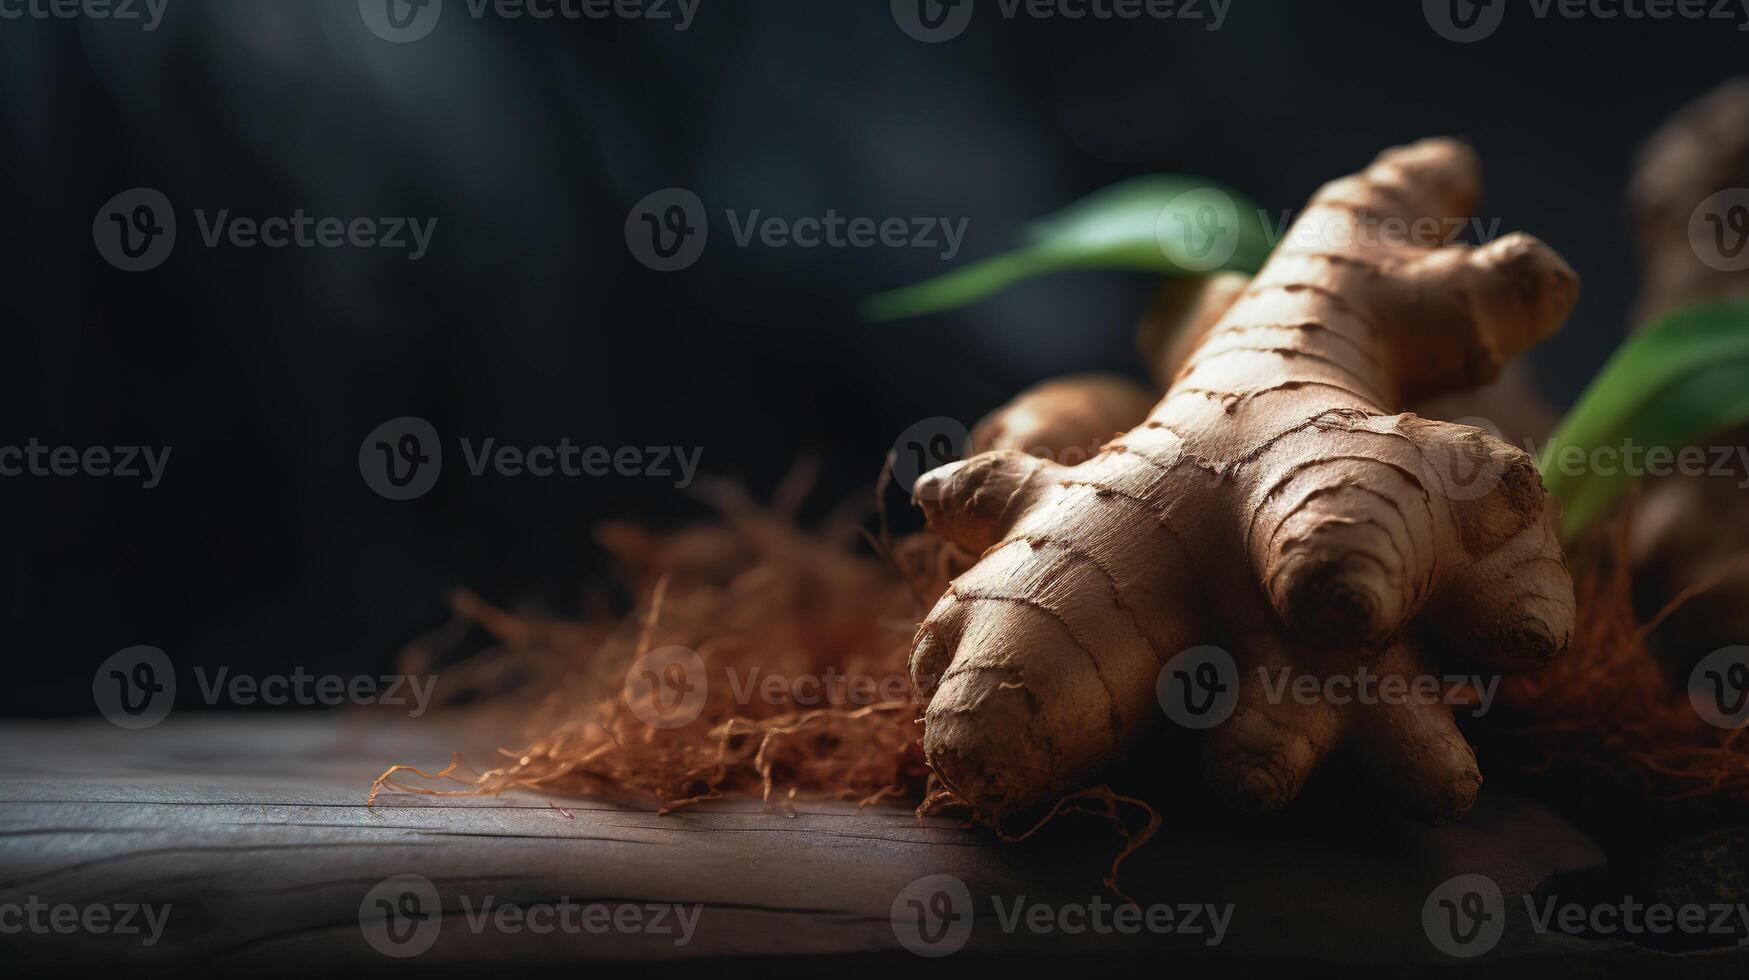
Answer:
1626, 79, 1749, 663
967, 278, 1246, 466
911, 139, 1579, 821
1136, 271, 1253, 391
1139, 273, 1564, 448
1629, 78, 1749, 324
970, 374, 1157, 462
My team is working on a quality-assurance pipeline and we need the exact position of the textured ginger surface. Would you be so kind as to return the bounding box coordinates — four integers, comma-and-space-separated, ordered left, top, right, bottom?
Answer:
913, 140, 1580, 820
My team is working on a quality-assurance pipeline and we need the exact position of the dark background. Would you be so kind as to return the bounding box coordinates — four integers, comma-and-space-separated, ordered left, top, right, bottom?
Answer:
3, 0, 1742, 715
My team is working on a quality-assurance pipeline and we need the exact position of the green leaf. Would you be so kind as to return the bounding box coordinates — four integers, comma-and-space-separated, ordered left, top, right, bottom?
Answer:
1540, 298, 1749, 539
861, 176, 1272, 322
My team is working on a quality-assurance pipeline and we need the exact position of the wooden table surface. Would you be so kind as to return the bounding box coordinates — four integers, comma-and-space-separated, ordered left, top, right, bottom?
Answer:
2, 715, 1743, 976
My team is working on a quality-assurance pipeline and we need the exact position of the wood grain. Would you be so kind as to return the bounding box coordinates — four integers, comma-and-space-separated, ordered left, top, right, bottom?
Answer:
0, 716, 1739, 975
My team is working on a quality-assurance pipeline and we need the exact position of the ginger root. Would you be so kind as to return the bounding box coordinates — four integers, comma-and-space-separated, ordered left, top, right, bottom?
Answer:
1625, 79, 1749, 665
968, 277, 1251, 469
971, 374, 1157, 463
1629, 77, 1749, 325
910, 140, 1579, 821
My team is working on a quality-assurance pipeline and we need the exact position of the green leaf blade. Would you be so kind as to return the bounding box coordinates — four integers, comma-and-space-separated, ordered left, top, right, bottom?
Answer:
1540, 298, 1749, 539
862, 175, 1271, 322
